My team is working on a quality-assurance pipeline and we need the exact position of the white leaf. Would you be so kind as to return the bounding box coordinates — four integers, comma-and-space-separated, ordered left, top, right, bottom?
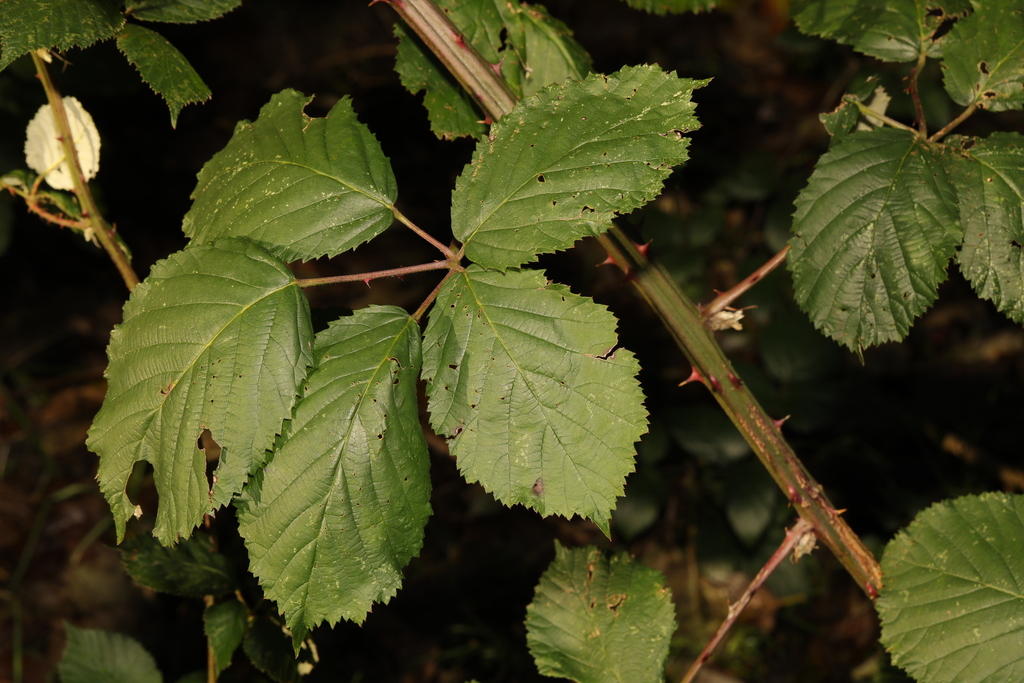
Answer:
24, 96, 100, 191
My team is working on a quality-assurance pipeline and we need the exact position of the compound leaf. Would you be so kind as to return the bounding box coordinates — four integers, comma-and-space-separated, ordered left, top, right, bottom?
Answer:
526, 542, 676, 683
422, 267, 647, 534
116, 23, 210, 127
238, 307, 431, 633
59, 624, 161, 683
452, 65, 705, 269
943, 3, 1024, 112
183, 89, 397, 262
205, 600, 248, 677
790, 0, 971, 62
125, 0, 242, 23
88, 238, 313, 545
620, 0, 718, 13
121, 531, 237, 598
788, 129, 961, 353
877, 492, 1024, 683
0, 0, 124, 71
945, 133, 1024, 323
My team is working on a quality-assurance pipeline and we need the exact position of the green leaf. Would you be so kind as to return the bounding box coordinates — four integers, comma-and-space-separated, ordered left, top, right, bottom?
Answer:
620, 0, 718, 14
0, 0, 125, 71
120, 531, 237, 598
241, 616, 304, 683
182, 89, 398, 262
877, 492, 1024, 683
238, 307, 431, 632
494, 2, 591, 98
58, 623, 162, 683
422, 267, 647, 535
393, 0, 591, 140
525, 542, 676, 683
790, 0, 971, 62
88, 238, 314, 545
819, 78, 886, 141
205, 600, 248, 676
394, 21, 487, 140
942, 3, 1024, 112
125, 0, 242, 23
452, 65, 705, 269
116, 24, 210, 128
946, 133, 1024, 323
788, 129, 961, 353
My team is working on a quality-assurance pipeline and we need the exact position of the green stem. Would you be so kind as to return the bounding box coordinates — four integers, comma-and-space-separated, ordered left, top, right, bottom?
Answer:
31, 52, 139, 291
853, 100, 917, 134
701, 244, 789, 321
295, 259, 453, 288
386, 0, 883, 596
909, 52, 928, 136
929, 102, 978, 143
394, 205, 455, 259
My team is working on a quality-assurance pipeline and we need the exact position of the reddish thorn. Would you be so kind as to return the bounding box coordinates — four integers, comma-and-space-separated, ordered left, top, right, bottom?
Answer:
623, 269, 637, 282
489, 60, 503, 77
482, 115, 493, 125
772, 415, 790, 430
865, 582, 880, 599
728, 373, 742, 389
678, 367, 705, 387
786, 484, 802, 505
708, 375, 722, 392
633, 240, 651, 258
598, 253, 617, 267
363, 278, 372, 287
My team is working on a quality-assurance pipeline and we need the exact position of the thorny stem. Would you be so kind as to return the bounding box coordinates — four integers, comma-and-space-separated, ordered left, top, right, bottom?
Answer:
701, 245, 790, 321
411, 267, 460, 321
929, 102, 978, 143
680, 519, 815, 683
295, 259, 454, 288
31, 52, 139, 291
393, 205, 455, 259
909, 52, 928, 136
389, 0, 883, 597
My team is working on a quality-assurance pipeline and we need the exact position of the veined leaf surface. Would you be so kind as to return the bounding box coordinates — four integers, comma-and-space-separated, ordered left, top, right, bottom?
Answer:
452, 65, 705, 269
422, 267, 647, 534
943, 3, 1024, 112
204, 600, 247, 677
878, 492, 1024, 683
790, 0, 970, 62
946, 133, 1024, 323
116, 23, 211, 127
788, 129, 961, 353
58, 624, 161, 683
621, 0, 717, 13
525, 542, 676, 683
238, 307, 431, 632
124, 0, 242, 23
183, 89, 397, 262
0, 0, 125, 71
88, 238, 313, 544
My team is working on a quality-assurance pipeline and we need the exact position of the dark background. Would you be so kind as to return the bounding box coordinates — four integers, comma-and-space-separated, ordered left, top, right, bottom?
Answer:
2, 1, 1022, 681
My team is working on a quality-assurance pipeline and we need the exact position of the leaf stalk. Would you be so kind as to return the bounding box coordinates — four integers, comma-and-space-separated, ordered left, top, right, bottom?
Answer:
295, 259, 454, 288
31, 52, 140, 291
